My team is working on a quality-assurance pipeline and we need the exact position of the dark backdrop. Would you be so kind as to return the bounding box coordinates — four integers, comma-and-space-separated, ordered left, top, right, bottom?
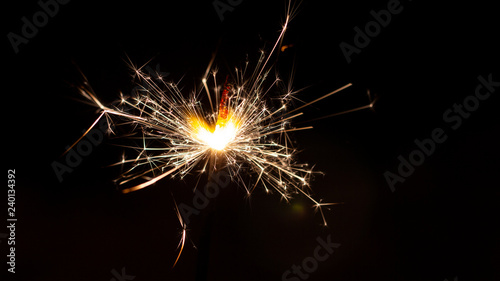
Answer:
4, 1, 499, 280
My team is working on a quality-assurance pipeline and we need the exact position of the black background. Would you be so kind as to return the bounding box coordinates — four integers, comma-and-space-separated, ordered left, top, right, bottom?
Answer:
3, 0, 500, 280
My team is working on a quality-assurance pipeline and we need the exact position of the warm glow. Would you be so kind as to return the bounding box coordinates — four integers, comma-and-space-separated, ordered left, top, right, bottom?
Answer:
193, 117, 238, 151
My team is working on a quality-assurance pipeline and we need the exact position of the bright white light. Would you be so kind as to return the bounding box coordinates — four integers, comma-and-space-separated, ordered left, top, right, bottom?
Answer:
196, 120, 237, 151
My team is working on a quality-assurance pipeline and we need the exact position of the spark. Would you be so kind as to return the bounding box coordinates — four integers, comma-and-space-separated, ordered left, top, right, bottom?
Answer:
172, 198, 187, 268
69, 1, 369, 266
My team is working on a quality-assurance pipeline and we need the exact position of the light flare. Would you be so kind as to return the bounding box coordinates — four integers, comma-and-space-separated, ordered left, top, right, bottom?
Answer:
192, 114, 239, 151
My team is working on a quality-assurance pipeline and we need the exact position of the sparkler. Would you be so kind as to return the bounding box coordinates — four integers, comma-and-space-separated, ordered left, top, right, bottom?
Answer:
69, 2, 373, 267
